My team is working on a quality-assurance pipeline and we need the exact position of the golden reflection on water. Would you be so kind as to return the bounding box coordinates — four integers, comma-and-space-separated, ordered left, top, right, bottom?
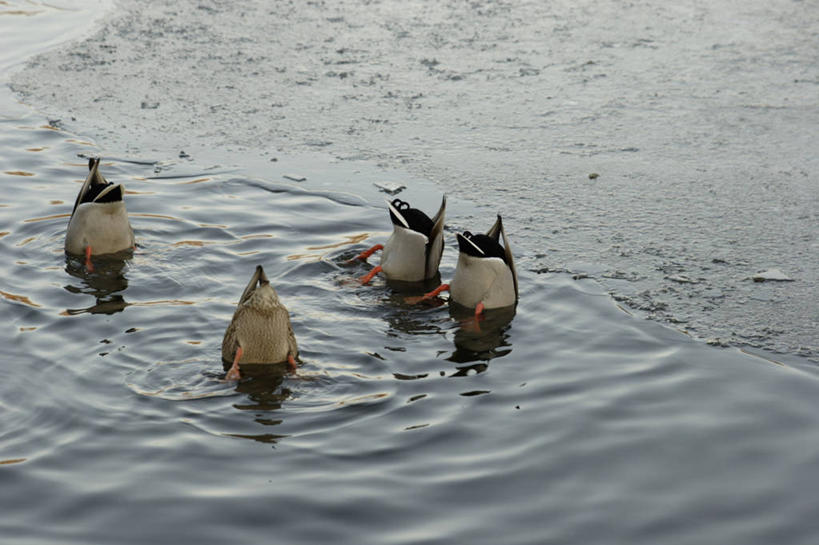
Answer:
287, 233, 371, 262
130, 386, 229, 401
131, 299, 195, 307
0, 10, 42, 16
23, 212, 70, 223
4, 171, 35, 176
130, 212, 184, 222
337, 392, 389, 406
307, 233, 370, 250
0, 458, 27, 465
0, 289, 41, 307
26, 147, 47, 152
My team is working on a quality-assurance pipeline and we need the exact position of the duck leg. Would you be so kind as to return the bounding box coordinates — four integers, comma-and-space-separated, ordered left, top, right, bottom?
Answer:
423, 283, 450, 299
287, 354, 297, 373
350, 244, 383, 262
84, 245, 94, 272
405, 283, 450, 304
225, 346, 243, 381
475, 301, 485, 317
359, 265, 383, 285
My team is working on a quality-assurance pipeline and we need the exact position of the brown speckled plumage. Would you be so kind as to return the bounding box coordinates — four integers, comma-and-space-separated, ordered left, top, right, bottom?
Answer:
221, 265, 298, 366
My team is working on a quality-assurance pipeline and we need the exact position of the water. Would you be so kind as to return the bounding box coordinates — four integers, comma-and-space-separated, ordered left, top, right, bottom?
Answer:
2, 1, 819, 544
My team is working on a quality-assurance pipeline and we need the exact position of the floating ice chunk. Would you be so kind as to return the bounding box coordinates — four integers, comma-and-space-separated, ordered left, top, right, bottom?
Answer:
667, 274, 698, 284
373, 181, 405, 195
750, 268, 793, 282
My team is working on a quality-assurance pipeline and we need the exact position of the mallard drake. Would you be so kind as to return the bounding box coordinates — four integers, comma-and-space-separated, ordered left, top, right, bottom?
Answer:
64, 158, 135, 271
355, 195, 446, 284
222, 265, 298, 380
420, 215, 518, 315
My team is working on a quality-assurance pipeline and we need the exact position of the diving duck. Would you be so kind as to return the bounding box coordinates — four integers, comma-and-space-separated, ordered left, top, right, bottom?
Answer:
354, 195, 446, 284
420, 215, 518, 315
222, 265, 298, 380
65, 158, 135, 271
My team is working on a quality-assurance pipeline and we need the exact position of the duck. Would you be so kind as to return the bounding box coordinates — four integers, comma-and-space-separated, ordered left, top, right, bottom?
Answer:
419, 215, 518, 315
65, 158, 135, 271
353, 195, 446, 284
222, 265, 298, 380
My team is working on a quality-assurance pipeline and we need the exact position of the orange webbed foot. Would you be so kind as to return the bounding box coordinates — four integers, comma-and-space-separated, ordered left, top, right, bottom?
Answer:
348, 244, 383, 263
84, 245, 94, 273
406, 283, 450, 304
225, 346, 243, 381
359, 265, 383, 285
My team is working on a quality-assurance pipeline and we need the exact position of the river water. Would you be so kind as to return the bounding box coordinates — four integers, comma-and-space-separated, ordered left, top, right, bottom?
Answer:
2, 1, 818, 544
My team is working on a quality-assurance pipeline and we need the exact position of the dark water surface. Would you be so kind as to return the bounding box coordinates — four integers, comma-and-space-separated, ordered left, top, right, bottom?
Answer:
2, 1, 819, 544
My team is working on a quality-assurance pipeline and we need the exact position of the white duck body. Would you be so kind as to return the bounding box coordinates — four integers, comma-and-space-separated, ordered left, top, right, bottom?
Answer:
381, 226, 429, 282
65, 158, 135, 255
449, 215, 518, 310
379, 196, 446, 282
222, 265, 298, 365
450, 253, 517, 309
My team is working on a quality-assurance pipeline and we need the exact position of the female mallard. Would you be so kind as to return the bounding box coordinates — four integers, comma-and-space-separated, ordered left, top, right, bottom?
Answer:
354, 196, 446, 284
420, 215, 518, 315
222, 265, 298, 380
65, 158, 135, 271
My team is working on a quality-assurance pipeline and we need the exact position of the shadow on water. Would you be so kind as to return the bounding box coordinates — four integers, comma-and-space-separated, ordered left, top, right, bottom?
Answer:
448, 304, 516, 369
228, 367, 291, 444
62, 251, 131, 315
364, 264, 518, 375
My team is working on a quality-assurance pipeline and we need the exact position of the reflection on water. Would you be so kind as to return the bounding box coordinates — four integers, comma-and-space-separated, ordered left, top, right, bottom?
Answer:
449, 304, 515, 365
229, 368, 291, 444
63, 252, 130, 315
232, 367, 289, 410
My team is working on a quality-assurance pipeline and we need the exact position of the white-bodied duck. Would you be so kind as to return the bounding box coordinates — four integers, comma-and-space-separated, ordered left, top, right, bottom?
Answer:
354, 196, 446, 284
419, 215, 518, 315
65, 158, 135, 271
222, 265, 298, 380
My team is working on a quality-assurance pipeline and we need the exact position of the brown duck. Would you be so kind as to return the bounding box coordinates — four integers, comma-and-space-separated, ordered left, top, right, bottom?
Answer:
222, 265, 298, 380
